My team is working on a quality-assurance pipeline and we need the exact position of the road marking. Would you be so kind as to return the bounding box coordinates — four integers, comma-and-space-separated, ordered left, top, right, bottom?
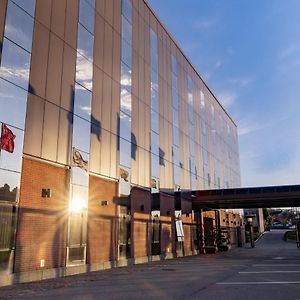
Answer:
253, 264, 300, 267
217, 281, 300, 285
239, 271, 300, 274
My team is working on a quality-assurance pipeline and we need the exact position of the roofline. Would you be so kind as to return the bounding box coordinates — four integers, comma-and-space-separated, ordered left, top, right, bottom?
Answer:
144, 0, 237, 128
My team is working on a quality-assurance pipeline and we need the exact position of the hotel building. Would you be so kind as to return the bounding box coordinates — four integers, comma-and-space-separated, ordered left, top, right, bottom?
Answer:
0, 0, 241, 285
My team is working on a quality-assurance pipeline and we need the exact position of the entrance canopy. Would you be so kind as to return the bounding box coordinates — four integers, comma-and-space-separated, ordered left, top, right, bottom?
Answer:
190, 184, 300, 210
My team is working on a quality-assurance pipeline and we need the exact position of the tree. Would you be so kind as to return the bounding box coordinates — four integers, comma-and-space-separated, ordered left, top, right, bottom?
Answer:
263, 208, 272, 231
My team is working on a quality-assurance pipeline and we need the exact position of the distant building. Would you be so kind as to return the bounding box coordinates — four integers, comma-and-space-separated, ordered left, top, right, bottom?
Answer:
0, 0, 241, 285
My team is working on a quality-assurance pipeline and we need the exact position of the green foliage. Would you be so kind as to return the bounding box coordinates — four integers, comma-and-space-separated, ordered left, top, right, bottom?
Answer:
263, 208, 273, 231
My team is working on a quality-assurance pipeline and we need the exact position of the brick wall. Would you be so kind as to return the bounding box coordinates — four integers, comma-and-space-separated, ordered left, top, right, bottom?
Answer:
160, 193, 175, 255
87, 175, 118, 264
131, 187, 151, 258
14, 158, 69, 273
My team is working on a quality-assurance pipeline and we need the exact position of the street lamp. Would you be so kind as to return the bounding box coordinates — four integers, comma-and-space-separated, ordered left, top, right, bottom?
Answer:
245, 214, 256, 248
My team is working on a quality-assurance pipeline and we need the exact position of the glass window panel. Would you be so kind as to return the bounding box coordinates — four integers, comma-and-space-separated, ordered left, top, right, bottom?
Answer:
151, 69, 158, 91
121, 39, 132, 68
79, 0, 95, 34
85, 0, 95, 8
72, 116, 91, 154
0, 169, 20, 202
203, 149, 208, 165
172, 109, 178, 128
70, 184, 88, 212
121, 15, 132, 45
122, 0, 132, 23
171, 55, 177, 75
71, 162, 89, 187
0, 125, 23, 172
151, 131, 159, 155
0, 79, 27, 129
151, 110, 159, 134
150, 48, 157, 72
188, 105, 193, 124
172, 89, 178, 110
151, 153, 159, 179
151, 88, 158, 112
190, 140, 194, 158
189, 125, 194, 142
172, 74, 178, 96
119, 165, 131, 196
77, 24, 94, 61
5, 1, 35, 52
0, 38, 31, 89
120, 88, 132, 116
119, 138, 131, 168
76, 53, 93, 91
173, 126, 179, 147
121, 62, 131, 92
174, 164, 180, 186
150, 29, 157, 50
119, 111, 131, 142
12, 0, 36, 16
201, 119, 206, 135
74, 84, 92, 121
173, 146, 179, 166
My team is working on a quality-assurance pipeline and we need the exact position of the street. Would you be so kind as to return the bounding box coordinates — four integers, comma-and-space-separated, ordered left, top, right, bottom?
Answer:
1, 230, 300, 299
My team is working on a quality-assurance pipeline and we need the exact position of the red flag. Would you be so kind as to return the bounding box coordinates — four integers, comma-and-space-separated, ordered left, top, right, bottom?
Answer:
1, 124, 16, 153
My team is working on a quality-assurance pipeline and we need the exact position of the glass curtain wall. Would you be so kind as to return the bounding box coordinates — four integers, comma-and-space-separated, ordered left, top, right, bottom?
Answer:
0, 0, 36, 273
67, 0, 95, 266
118, 0, 133, 260
150, 29, 159, 193
119, 0, 132, 197
171, 55, 180, 191
200, 91, 210, 189
187, 76, 196, 190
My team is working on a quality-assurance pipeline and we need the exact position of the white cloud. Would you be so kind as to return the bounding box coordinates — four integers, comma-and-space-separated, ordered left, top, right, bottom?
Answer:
217, 91, 237, 108
229, 76, 254, 88
278, 43, 300, 60
193, 18, 217, 30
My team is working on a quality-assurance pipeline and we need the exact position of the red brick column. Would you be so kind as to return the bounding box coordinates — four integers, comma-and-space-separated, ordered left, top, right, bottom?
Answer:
15, 158, 69, 272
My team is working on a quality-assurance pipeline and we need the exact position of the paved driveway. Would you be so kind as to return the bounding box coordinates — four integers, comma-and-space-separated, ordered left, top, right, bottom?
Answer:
1, 230, 300, 300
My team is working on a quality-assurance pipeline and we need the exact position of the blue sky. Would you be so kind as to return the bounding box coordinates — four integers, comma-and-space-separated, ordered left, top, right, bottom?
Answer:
147, 0, 300, 187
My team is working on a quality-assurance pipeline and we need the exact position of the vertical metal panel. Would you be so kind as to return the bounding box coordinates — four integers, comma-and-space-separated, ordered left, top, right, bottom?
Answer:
131, 49, 138, 98
100, 129, 111, 177
50, 0, 66, 39
23, 94, 44, 157
41, 102, 59, 161
46, 33, 64, 106
111, 80, 120, 135
90, 123, 101, 174
103, 22, 113, 77
65, 0, 79, 49
112, 30, 121, 82
138, 14, 144, 59
35, 0, 52, 29
132, 7, 139, 53
93, 14, 105, 70
109, 132, 117, 179
104, 0, 113, 26
138, 56, 144, 101
57, 108, 72, 165
138, 100, 145, 148
113, 0, 121, 34
95, 0, 105, 18
29, 22, 50, 99
101, 73, 112, 131
60, 44, 77, 110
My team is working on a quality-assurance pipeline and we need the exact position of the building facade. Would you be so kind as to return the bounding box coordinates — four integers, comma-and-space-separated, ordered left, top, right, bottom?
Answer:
0, 0, 241, 285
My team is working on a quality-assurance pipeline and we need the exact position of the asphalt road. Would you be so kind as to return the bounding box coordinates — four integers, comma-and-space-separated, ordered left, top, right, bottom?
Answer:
1, 230, 300, 300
